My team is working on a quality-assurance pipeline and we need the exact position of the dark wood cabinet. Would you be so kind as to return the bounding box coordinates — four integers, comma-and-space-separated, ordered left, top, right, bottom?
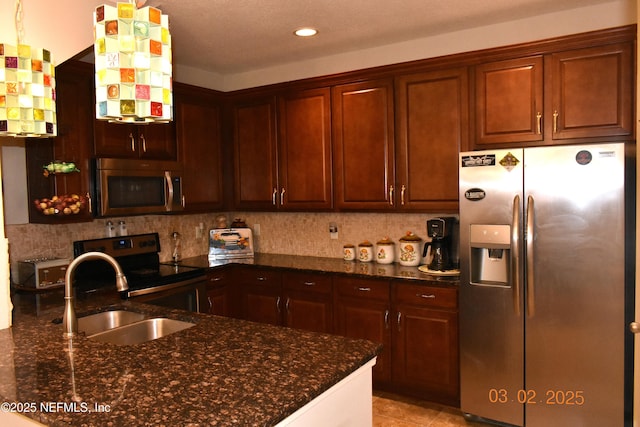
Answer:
474, 56, 544, 146
26, 61, 94, 224
334, 276, 392, 385
395, 68, 469, 212
232, 96, 279, 210
282, 271, 333, 333
205, 268, 234, 317
392, 282, 459, 406
547, 43, 633, 141
277, 88, 332, 210
474, 40, 634, 148
174, 84, 224, 212
332, 79, 396, 210
94, 118, 176, 160
232, 88, 332, 211
236, 267, 283, 325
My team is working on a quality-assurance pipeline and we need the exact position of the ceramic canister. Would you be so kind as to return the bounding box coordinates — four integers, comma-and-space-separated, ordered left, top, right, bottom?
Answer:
398, 231, 423, 267
357, 241, 374, 262
375, 237, 395, 264
343, 244, 356, 261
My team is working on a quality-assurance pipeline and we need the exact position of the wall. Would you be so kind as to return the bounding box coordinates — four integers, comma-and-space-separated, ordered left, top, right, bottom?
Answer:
6, 211, 450, 280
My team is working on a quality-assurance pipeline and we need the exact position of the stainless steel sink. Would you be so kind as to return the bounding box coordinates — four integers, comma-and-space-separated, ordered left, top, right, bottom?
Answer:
78, 310, 146, 336
87, 318, 196, 346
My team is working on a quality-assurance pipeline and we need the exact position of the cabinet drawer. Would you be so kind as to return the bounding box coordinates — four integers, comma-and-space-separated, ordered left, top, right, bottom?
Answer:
236, 267, 281, 287
394, 283, 457, 309
282, 271, 332, 294
206, 269, 228, 288
335, 276, 389, 301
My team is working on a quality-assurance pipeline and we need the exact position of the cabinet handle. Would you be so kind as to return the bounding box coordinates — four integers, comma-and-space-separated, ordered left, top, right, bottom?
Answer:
276, 296, 281, 313
86, 192, 92, 214
536, 112, 542, 134
129, 133, 136, 151
140, 133, 147, 152
280, 187, 286, 205
356, 287, 371, 292
384, 310, 389, 329
272, 188, 277, 206
209, 276, 222, 282
181, 195, 186, 208
285, 297, 290, 313
553, 110, 559, 133
389, 185, 394, 206
397, 311, 402, 331
303, 281, 316, 286
207, 296, 213, 313
257, 276, 268, 281
417, 293, 436, 299
400, 184, 406, 206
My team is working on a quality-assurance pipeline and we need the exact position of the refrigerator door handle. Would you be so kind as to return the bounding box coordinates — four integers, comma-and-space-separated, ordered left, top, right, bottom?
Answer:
511, 194, 521, 317
526, 195, 535, 317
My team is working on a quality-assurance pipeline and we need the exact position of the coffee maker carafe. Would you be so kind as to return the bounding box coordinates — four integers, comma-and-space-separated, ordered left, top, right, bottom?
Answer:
422, 217, 457, 271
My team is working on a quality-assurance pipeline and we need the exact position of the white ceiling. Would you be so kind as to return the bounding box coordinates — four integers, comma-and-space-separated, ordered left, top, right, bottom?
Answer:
147, 0, 616, 74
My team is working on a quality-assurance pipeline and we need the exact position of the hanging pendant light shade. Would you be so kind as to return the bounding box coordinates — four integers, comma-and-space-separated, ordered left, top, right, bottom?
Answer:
0, 0, 57, 137
93, 1, 173, 123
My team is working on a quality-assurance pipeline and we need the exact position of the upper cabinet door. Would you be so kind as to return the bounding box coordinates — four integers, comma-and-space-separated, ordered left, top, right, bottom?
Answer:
332, 79, 396, 210
232, 97, 279, 210
94, 120, 177, 160
174, 85, 224, 212
395, 68, 469, 212
278, 87, 333, 210
548, 43, 633, 141
474, 56, 544, 146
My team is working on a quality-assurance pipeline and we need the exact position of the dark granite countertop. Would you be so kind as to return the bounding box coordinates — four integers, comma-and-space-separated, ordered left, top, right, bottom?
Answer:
4, 290, 380, 426
177, 253, 460, 285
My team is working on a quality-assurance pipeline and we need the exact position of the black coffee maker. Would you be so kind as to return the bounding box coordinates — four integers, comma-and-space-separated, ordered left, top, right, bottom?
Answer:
422, 217, 457, 271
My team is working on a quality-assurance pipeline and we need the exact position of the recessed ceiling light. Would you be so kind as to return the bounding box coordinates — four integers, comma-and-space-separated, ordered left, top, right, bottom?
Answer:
294, 28, 318, 37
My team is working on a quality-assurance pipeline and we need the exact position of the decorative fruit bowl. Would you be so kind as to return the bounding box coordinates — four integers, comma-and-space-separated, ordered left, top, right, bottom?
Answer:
34, 194, 86, 216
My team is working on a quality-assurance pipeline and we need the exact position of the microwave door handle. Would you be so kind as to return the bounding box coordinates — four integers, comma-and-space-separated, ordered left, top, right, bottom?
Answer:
165, 171, 174, 212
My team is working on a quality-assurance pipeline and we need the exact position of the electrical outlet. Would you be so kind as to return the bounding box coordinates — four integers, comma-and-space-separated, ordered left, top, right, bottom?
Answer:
254, 223, 261, 236
329, 222, 338, 240
195, 223, 204, 239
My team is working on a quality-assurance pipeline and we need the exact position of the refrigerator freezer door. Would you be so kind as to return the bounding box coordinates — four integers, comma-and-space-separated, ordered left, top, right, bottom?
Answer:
524, 144, 625, 426
459, 148, 525, 426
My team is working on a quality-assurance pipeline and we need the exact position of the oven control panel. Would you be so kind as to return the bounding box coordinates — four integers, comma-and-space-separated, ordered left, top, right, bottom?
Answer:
74, 233, 160, 257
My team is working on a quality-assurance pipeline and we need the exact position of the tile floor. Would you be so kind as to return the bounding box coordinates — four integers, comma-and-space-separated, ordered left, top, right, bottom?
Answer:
372, 391, 485, 427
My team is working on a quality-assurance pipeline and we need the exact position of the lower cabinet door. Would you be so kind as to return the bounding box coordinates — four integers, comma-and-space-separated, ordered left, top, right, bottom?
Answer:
285, 293, 333, 334
335, 298, 391, 385
392, 304, 459, 405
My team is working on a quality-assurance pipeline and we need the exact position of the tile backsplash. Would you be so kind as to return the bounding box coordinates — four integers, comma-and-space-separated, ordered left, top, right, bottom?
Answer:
6, 211, 455, 276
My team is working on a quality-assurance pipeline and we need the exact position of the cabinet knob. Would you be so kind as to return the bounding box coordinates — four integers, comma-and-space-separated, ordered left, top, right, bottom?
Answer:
630, 322, 640, 334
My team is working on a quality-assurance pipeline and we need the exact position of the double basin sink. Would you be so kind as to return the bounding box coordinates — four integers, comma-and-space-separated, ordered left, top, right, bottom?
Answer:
76, 310, 195, 346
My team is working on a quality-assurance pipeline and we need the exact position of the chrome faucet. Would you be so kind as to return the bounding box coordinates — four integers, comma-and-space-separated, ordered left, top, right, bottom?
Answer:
63, 252, 129, 338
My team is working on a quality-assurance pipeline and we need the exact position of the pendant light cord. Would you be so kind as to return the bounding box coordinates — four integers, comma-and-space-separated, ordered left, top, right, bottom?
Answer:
15, 0, 24, 45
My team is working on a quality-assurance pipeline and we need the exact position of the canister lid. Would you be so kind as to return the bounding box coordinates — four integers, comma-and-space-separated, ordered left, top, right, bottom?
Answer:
358, 240, 373, 247
399, 231, 422, 242
343, 243, 355, 248
376, 237, 394, 245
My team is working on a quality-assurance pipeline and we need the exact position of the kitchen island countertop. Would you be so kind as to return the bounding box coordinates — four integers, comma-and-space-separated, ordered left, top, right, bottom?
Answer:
3, 291, 380, 426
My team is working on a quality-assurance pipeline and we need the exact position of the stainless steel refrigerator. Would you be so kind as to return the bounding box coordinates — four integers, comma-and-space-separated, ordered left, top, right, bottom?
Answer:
458, 143, 630, 426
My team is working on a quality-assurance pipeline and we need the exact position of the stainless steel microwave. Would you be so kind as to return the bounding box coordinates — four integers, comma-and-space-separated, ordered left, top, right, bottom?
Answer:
95, 158, 184, 217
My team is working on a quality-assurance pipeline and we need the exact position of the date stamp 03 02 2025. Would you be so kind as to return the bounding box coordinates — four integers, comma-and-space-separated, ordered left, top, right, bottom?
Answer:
488, 389, 586, 406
